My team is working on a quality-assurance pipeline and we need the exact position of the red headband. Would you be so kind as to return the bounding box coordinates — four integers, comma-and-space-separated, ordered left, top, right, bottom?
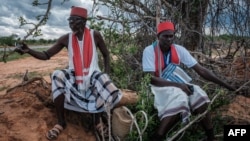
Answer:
157, 21, 175, 34
70, 7, 87, 18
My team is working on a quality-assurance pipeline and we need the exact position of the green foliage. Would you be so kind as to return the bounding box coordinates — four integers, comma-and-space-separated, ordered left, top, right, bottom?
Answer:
210, 89, 230, 109
18, 16, 27, 27
88, 18, 143, 90
89, 18, 105, 31
0, 48, 48, 62
205, 34, 250, 45
32, 0, 39, 6
110, 59, 131, 88
17, 0, 52, 39
126, 74, 159, 141
218, 34, 233, 41
0, 34, 18, 46
0, 34, 55, 48
18, 16, 44, 37
0, 52, 29, 62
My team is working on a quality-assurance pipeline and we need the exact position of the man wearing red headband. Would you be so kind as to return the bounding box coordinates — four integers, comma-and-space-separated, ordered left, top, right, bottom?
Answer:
15, 6, 123, 140
142, 21, 236, 141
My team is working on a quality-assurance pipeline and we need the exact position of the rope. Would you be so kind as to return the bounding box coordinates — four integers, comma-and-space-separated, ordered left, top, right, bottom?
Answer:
122, 106, 149, 141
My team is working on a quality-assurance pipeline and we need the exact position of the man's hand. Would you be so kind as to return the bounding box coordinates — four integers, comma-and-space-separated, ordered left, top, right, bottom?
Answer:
178, 83, 194, 96
14, 42, 30, 55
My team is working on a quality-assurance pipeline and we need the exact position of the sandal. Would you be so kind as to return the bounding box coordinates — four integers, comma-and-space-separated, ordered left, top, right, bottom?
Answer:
46, 124, 64, 140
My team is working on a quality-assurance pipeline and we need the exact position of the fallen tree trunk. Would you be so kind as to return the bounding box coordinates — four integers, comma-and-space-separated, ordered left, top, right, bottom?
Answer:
6, 77, 139, 108
6, 77, 138, 107
116, 89, 138, 107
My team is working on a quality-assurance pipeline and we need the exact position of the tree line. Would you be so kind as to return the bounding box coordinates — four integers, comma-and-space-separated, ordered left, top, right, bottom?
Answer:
0, 34, 56, 47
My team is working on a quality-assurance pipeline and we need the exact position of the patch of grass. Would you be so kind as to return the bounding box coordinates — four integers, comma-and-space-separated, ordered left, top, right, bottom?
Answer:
6, 71, 43, 80
6, 73, 23, 79
0, 52, 30, 62
0, 48, 47, 63
28, 71, 43, 78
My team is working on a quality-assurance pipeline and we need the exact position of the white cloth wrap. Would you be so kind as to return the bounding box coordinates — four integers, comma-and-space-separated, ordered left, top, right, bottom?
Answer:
151, 84, 210, 123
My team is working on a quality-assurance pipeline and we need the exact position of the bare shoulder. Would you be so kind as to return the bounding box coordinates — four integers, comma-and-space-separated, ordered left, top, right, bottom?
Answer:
93, 30, 103, 41
57, 33, 70, 47
93, 30, 101, 35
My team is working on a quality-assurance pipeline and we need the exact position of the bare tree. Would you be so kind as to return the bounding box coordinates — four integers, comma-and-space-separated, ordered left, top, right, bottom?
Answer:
94, 0, 249, 52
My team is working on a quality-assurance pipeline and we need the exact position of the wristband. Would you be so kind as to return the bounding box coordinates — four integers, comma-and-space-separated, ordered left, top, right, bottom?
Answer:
43, 51, 50, 60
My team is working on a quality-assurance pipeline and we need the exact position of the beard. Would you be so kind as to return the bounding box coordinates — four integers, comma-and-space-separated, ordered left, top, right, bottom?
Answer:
73, 27, 83, 35
70, 20, 85, 35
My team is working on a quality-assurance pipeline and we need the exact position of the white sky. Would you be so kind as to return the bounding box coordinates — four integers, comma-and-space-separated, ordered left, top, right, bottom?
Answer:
0, 0, 95, 40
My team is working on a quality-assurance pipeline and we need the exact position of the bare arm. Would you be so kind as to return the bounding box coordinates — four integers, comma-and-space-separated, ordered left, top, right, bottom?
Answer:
94, 30, 110, 74
15, 34, 69, 60
191, 63, 235, 91
148, 72, 193, 95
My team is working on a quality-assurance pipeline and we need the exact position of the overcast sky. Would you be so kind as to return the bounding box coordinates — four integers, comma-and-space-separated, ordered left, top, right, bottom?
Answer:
0, 0, 96, 40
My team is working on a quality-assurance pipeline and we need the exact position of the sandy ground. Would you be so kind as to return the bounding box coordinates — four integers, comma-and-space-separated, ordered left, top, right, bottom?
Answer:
0, 49, 96, 141
0, 49, 68, 95
0, 49, 250, 141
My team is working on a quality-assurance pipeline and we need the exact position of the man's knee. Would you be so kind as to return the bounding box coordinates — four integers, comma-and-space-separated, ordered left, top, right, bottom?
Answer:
193, 103, 208, 114
51, 70, 65, 79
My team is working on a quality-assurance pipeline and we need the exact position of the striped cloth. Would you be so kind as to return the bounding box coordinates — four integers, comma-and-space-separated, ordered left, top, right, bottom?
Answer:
153, 42, 180, 77
161, 63, 192, 83
51, 69, 122, 113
